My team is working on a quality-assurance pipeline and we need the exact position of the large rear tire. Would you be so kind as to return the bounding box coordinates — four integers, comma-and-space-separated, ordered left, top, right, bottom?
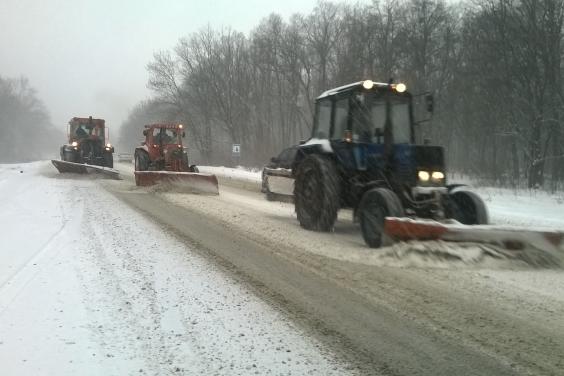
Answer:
103, 153, 113, 168
449, 190, 489, 225
135, 151, 149, 172
359, 188, 404, 248
294, 155, 340, 231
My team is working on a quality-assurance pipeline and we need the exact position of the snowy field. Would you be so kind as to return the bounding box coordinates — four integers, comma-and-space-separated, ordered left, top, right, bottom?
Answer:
0, 162, 354, 376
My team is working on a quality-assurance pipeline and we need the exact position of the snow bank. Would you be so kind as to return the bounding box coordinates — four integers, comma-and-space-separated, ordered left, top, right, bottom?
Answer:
198, 165, 262, 184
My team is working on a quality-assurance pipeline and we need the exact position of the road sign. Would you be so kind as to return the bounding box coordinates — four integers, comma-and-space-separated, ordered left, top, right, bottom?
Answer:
232, 144, 241, 155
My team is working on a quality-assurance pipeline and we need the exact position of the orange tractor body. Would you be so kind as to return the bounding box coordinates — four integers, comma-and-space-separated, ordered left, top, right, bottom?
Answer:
134, 123, 218, 194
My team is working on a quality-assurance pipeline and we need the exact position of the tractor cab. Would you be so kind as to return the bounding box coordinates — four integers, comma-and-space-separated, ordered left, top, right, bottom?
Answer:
141, 124, 186, 170
300, 80, 443, 205
60, 116, 114, 168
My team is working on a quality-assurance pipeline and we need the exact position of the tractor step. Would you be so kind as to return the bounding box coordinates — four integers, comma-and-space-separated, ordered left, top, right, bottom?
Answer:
52, 160, 120, 179
384, 217, 564, 253
134, 171, 219, 195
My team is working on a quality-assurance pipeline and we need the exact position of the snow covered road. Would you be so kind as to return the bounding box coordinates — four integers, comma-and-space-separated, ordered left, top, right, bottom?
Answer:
109, 163, 564, 376
0, 162, 355, 375
4, 161, 564, 376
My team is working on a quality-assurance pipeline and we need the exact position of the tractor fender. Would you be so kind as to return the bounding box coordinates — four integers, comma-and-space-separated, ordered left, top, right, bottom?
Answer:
446, 183, 467, 192
293, 142, 334, 176
135, 145, 149, 154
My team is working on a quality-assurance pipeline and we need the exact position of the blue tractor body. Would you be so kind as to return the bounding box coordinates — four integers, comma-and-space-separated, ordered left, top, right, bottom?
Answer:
292, 81, 487, 247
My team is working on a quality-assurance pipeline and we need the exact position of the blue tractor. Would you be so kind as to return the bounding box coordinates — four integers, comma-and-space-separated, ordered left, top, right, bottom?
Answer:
293, 80, 488, 247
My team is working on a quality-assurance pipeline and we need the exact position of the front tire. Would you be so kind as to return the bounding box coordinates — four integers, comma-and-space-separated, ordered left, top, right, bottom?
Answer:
103, 153, 113, 168
294, 155, 340, 231
359, 188, 404, 248
63, 150, 77, 163
448, 190, 489, 225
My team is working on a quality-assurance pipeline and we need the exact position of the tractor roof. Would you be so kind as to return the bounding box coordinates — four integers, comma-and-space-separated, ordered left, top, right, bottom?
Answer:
69, 117, 105, 126
317, 81, 408, 100
144, 123, 184, 130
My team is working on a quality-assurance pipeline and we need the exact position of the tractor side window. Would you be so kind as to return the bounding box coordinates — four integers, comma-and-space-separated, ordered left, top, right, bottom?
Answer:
314, 100, 331, 139
392, 102, 411, 144
332, 98, 349, 139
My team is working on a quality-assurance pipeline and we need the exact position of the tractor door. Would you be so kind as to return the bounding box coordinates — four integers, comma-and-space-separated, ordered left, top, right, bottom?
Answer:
329, 95, 357, 170
330, 92, 387, 172
148, 128, 163, 161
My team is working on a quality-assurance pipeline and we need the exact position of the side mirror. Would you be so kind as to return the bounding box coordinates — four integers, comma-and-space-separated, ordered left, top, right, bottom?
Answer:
143, 130, 148, 136
299, 140, 306, 145
182, 132, 186, 138
270, 157, 277, 163
425, 94, 434, 113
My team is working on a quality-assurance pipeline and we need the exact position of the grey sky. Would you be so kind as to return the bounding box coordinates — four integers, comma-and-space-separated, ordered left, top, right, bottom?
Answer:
0, 0, 325, 136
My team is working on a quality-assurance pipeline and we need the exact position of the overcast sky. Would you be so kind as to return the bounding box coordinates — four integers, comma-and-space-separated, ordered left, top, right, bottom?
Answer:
0, 0, 334, 136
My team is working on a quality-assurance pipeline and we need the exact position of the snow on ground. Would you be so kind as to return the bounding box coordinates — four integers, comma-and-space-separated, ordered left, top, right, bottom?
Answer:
0, 162, 355, 376
476, 187, 564, 229
198, 166, 262, 184
160, 166, 563, 269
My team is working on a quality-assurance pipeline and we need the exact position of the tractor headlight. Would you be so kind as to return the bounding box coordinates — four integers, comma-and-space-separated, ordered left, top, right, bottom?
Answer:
431, 171, 444, 180
106, 143, 111, 148
71, 141, 78, 147
395, 83, 407, 93
418, 171, 430, 181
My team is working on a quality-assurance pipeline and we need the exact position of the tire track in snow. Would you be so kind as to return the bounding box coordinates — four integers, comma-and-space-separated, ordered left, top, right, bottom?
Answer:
76, 188, 188, 374
0, 197, 70, 315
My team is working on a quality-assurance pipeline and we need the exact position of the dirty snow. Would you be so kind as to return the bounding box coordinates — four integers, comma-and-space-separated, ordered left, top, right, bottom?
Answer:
198, 166, 262, 184
0, 162, 354, 376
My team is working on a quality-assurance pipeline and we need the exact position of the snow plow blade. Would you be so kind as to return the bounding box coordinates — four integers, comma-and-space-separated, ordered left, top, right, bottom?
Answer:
51, 160, 121, 179
134, 171, 219, 195
384, 217, 564, 253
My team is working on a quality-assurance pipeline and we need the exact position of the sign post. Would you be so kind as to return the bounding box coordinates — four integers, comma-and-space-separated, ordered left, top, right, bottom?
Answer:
232, 143, 241, 166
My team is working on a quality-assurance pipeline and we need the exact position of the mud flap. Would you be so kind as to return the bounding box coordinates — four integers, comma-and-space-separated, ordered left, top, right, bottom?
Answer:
52, 160, 121, 179
134, 171, 219, 195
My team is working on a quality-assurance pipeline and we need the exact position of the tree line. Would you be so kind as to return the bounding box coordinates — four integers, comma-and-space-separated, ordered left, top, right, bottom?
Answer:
0, 76, 61, 163
119, 0, 564, 191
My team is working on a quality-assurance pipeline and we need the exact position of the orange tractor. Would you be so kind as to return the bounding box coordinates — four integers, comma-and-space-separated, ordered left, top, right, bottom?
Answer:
52, 116, 119, 179
134, 123, 218, 194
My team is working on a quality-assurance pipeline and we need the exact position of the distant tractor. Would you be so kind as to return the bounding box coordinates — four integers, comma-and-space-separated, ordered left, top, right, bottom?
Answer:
133, 123, 218, 194
292, 80, 488, 247
59, 116, 114, 168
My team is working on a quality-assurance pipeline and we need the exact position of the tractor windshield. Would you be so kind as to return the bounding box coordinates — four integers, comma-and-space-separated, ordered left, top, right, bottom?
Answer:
153, 128, 181, 145
72, 123, 105, 142
352, 94, 412, 144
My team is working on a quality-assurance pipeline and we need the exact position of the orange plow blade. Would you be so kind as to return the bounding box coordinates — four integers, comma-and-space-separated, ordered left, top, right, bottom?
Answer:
134, 171, 219, 195
384, 217, 564, 254
52, 160, 121, 179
